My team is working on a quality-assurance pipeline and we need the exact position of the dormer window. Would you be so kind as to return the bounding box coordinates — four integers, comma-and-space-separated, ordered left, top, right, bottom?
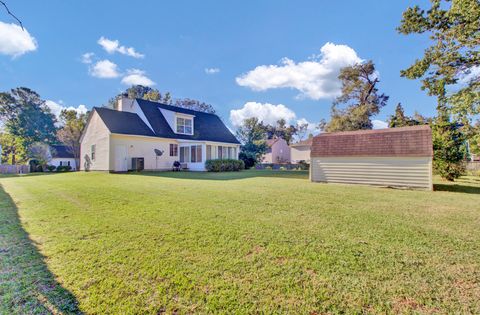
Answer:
176, 116, 193, 135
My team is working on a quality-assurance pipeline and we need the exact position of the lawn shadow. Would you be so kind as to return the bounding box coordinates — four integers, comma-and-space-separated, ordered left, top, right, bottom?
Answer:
0, 185, 82, 314
125, 169, 310, 181
434, 177, 480, 195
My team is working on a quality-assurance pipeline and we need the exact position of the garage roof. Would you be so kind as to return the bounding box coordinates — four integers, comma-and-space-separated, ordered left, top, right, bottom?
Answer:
311, 125, 433, 157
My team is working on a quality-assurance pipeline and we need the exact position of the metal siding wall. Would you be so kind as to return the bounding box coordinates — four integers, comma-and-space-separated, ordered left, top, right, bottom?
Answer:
310, 157, 432, 190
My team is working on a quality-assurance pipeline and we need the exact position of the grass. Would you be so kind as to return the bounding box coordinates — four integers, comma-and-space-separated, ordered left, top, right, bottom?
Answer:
0, 170, 479, 314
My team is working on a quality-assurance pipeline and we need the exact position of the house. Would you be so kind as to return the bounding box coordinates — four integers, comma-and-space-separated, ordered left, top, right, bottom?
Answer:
310, 125, 433, 190
79, 98, 240, 172
262, 137, 290, 163
290, 138, 312, 163
49, 145, 77, 170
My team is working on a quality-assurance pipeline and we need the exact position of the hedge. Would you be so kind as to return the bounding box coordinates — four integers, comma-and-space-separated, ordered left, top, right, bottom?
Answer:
205, 159, 245, 172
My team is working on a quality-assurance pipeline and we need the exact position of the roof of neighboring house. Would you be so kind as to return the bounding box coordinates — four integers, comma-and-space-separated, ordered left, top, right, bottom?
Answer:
136, 99, 240, 144
311, 125, 433, 157
91, 100, 240, 144
50, 145, 74, 158
290, 138, 313, 147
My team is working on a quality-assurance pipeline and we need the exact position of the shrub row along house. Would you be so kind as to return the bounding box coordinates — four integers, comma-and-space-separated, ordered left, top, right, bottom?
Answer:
80, 98, 240, 172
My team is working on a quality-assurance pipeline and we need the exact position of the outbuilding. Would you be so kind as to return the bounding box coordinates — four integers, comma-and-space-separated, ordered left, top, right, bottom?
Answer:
310, 125, 433, 190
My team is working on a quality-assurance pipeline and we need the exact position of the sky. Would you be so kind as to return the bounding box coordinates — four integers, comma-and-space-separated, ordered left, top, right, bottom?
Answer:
0, 0, 437, 133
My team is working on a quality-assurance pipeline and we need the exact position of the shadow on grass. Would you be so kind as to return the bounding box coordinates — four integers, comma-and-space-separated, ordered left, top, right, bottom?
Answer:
125, 169, 310, 181
0, 185, 82, 314
434, 183, 480, 194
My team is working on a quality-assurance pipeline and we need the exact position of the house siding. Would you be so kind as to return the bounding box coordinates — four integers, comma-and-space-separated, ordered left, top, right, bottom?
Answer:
110, 134, 178, 171
310, 156, 433, 190
80, 111, 110, 171
263, 138, 290, 163
290, 145, 311, 163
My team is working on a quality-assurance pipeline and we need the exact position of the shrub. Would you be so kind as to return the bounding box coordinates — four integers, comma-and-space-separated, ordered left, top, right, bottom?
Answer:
46, 165, 56, 172
205, 159, 245, 172
57, 165, 72, 172
239, 152, 256, 169
297, 160, 310, 170
279, 166, 287, 171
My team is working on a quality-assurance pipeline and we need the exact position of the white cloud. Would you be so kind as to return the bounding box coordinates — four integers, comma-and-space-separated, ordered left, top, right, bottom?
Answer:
372, 119, 388, 129
81, 52, 94, 64
230, 102, 297, 127
205, 67, 220, 74
97, 36, 144, 58
236, 42, 362, 100
0, 21, 37, 57
89, 59, 120, 78
458, 65, 480, 84
121, 69, 156, 87
45, 100, 88, 118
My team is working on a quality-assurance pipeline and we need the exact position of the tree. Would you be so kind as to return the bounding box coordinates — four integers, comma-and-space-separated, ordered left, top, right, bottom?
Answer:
398, 0, 480, 120
296, 121, 309, 141
0, 88, 57, 163
264, 119, 298, 144
0, 132, 26, 164
236, 117, 268, 167
321, 61, 389, 132
28, 142, 51, 167
432, 110, 466, 181
57, 109, 88, 166
388, 103, 429, 128
107, 85, 215, 113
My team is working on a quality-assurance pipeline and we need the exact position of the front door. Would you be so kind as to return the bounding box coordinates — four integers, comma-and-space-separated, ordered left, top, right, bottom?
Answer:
114, 145, 127, 172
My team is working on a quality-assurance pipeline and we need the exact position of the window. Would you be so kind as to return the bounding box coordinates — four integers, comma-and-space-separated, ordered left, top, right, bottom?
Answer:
60, 161, 71, 167
179, 146, 189, 163
169, 144, 178, 156
206, 145, 212, 160
190, 145, 202, 163
91, 145, 96, 160
176, 117, 193, 135
218, 146, 223, 159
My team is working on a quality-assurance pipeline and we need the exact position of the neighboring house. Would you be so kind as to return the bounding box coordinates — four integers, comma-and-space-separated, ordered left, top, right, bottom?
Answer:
290, 138, 312, 163
80, 98, 240, 172
262, 137, 290, 163
49, 145, 77, 170
310, 125, 433, 190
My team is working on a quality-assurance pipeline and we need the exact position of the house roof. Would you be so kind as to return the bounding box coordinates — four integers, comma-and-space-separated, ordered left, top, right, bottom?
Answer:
136, 99, 240, 144
290, 138, 313, 147
50, 145, 74, 158
94, 107, 156, 137
311, 125, 433, 157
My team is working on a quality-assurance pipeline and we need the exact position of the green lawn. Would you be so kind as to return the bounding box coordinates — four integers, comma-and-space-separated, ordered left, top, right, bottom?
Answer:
1, 170, 479, 314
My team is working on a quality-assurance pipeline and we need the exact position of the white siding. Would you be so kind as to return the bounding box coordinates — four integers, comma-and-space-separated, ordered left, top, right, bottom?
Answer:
310, 156, 432, 190
290, 145, 311, 163
80, 112, 110, 171
50, 158, 77, 170
110, 134, 178, 171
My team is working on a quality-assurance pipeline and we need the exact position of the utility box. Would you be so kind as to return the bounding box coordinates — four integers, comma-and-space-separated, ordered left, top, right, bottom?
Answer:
131, 157, 144, 171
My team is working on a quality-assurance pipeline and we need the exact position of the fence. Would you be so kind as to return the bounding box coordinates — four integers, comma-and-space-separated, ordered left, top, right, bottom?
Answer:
0, 164, 30, 174
466, 161, 480, 172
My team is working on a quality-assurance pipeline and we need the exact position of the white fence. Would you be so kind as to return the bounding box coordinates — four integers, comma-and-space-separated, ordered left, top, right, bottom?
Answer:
0, 164, 30, 174
466, 161, 480, 172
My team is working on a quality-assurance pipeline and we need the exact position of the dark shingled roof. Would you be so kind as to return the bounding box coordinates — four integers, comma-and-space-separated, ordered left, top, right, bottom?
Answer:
91, 100, 240, 144
311, 125, 433, 157
136, 99, 240, 144
50, 145, 74, 158
94, 107, 156, 137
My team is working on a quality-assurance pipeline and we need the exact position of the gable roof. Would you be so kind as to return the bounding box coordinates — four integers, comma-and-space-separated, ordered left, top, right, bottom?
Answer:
136, 99, 240, 144
93, 107, 157, 137
50, 145, 74, 158
311, 125, 432, 157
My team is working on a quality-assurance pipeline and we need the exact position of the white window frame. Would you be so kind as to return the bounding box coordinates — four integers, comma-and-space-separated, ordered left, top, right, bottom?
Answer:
175, 115, 194, 135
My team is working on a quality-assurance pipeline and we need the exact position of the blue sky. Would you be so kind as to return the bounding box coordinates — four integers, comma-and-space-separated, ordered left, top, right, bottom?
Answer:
0, 0, 436, 131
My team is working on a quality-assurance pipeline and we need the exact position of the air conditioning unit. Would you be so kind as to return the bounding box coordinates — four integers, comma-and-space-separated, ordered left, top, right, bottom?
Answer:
131, 157, 144, 171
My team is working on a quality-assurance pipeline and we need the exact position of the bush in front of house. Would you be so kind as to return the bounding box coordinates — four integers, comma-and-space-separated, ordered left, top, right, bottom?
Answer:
239, 152, 256, 169
205, 159, 245, 172
46, 165, 56, 172
56, 165, 72, 172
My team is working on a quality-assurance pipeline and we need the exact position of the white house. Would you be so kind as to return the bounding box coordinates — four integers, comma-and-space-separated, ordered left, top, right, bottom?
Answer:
289, 138, 312, 163
80, 98, 240, 172
49, 145, 77, 170
262, 137, 290, 163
